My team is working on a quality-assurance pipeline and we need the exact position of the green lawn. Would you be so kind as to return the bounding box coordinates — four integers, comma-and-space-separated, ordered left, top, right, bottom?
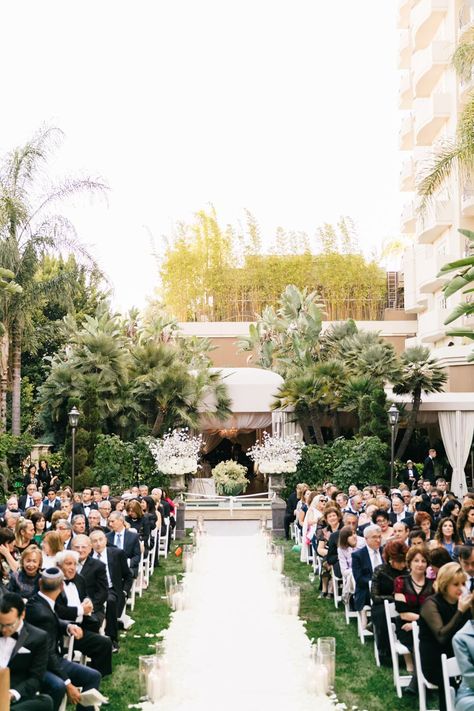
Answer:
281, 539, 420, 711
99, 546, 186, 711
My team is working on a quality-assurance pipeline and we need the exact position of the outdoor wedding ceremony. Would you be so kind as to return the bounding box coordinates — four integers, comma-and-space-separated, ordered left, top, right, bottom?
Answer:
1, 0, 474, 710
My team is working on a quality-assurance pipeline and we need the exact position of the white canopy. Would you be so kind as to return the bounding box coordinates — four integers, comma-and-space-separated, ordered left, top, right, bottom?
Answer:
199, 367, 285, 431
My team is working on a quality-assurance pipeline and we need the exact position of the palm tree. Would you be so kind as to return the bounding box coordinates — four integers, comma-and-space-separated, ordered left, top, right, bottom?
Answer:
0, 126, 107, 434
393, 346, 447, 460
437, 228, 474, 352
417, 32, 474, 209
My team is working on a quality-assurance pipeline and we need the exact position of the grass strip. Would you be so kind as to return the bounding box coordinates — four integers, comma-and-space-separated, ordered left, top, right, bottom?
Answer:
282, 540, 419, 711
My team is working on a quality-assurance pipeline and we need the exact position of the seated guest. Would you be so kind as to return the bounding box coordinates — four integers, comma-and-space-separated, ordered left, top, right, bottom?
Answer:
389, 493, 413, 527
19, 482, 38, 509
372, 509, 394, 545
71, 514, 87, 537
394, 544, 433, 660
8, 546, 42, 599
125, 500, 150, 552
31, 511, 47, 544
371, 540, 408, 663
0, 592, 53, 710
0, 495, 20, 516
41, 531, 64, 568
452, 598, 474, 711
414, 511, 434, 543
337, 525, 358, 580
458, 546, 474, 594
140, 496, 158, 534
49, 511, 67, 530
420, 562, 473, 711
316, 507, 343, 597
97, 501, 112, 529
87, 509, 103, 533
55, 551, 112, 678
392, 521, 410, 546
55, 520, 73, 549
14, 519, 36, 555
72, 488, 97, 518
352, 524, 383, 612
89, 529, 133, 653
106, 511, 141, 577
44, 490, 61, 518
442, 499, 462, 522
408, 528, 426, 547
427, 547, 453, 580
26, 567, 102, 711
284, 485, 298, 540
400, 460, 418, 489
458, 506, 474, 545
70, 535, 107, 632
431, 517, 461, 559
0, 527, 19, 584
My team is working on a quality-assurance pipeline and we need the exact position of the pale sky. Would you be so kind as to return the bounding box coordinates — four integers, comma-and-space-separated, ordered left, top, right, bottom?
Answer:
0, 0, 402, 312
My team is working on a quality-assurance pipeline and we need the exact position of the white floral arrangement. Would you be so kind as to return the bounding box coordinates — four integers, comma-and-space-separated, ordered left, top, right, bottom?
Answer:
149, 429, 202, 476
247, 433, 305, 474
212, 460, 248, 495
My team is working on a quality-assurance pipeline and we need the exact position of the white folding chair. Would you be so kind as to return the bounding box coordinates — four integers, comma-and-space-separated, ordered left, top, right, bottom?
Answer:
412, 621, 439, 711
441, 653, 460, 711
149, 528, 159, 576
294, 524, 302, 546
384, 600, 412, 698
331, 567, 343, 609
357, 605, 373, 645
159, 520, 170, 559
127, 578, 137, 611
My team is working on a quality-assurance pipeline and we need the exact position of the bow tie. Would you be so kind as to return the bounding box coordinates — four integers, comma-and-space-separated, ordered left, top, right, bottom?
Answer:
64, 579, 74, 585
10, 632, 19, 640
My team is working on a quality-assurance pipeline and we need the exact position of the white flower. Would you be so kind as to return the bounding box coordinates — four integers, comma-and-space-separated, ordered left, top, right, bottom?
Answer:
149, 429, 202, 475
247, 433, 304, 474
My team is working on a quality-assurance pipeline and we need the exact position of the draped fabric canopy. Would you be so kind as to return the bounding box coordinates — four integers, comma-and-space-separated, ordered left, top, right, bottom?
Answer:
438, 411, 474, 497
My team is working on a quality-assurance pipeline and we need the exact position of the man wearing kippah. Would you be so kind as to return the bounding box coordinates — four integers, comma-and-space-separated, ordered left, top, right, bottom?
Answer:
26, 568, 102, 711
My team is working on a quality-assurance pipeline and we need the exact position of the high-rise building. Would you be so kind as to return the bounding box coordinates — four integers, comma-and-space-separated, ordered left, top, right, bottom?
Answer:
399, 0, 474, 389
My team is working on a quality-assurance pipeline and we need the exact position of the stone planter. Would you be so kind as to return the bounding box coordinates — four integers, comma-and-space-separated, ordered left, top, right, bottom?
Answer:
170, 473, 186, 493
268, 472, 285, 497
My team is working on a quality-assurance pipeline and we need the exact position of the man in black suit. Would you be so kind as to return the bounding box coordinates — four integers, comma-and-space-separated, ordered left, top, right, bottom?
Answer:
70, 535, 107, 628
352, 524, 383, 611
25, 568, 102, 711
72, 488, 98, 519
55, 551, 112, 677
422, 448, 437, 484
106, 512, 142, 576
0, 592, 53, 710
284, 487, 298, 540
399, 459, 418, 488
388, 493, 414, 528
89, 529, 133, 653
18, 484, 38, 512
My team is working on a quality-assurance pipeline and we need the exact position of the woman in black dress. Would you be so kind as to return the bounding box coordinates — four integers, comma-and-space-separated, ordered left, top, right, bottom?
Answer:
419, 562, 472, 711
394, 544, 433, 653
371, 540, 408, 662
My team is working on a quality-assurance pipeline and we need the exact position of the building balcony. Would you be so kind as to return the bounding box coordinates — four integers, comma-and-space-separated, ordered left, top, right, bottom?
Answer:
459, 3, 474, 41
399, 30, 411, 69
419, 308, 450, 343
461, 184, 474, 215
459, 69, 474, 103
401, 201, 417, 233
402, 245, 429, 313
412, 0, 448, 51
417, 200, 453, 243
412, 41, 452, 97
400, 114, 414, 150
414, 92, 451, 145
419, 248, 457, 293
398, 0, 413, 29
400, 158, 415, 191
399, 72, 413, 110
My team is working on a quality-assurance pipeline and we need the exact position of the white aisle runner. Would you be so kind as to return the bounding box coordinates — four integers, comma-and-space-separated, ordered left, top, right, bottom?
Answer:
146, 533, 336, 711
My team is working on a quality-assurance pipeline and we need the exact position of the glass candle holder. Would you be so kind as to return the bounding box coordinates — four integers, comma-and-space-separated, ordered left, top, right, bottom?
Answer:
139, 655, 157, 700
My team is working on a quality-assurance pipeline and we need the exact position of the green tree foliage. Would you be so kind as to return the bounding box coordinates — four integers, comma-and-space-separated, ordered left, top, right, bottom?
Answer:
283, 436, 388, 497
437, 228, 474, 354
159, 208, 387, 322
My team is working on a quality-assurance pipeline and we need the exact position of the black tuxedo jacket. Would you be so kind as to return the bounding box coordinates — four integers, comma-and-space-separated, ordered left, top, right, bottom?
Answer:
7, 621, 49, 699
56, 574, 103, 632
423, 456, 436, 484
25, 594, 69, 681
78, 557, 108, 614
106, 529, 142, 574
93, 547, 133, 607
72, 502, 98, 517
399, 466, 419, 487
18, 494, 36, 510
388, 512, 414, 528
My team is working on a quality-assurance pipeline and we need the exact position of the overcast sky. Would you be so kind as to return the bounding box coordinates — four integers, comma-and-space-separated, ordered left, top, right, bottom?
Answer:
0, 0, 402, 312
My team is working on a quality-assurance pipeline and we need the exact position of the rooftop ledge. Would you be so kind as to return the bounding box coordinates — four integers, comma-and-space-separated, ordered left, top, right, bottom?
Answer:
178, 320, 418, 338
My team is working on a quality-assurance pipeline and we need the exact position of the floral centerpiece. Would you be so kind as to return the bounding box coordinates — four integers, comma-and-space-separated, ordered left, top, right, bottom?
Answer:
247, 433, 304, 496
212, 460, 248, 496
149, 429, 202, 486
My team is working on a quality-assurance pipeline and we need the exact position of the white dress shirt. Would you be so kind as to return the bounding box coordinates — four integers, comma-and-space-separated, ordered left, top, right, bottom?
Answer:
0, 620, 24, 701
64, 580, 83, 622
369, 547, 382, 570
94, 550, 112, 587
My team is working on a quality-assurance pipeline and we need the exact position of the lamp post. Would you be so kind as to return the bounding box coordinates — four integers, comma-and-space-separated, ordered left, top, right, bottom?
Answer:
68, 406, 80, 492
388, 403, 399, 489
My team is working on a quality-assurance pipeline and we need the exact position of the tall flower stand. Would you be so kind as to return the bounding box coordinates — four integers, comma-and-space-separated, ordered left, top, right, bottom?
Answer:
170, 473, 186, 494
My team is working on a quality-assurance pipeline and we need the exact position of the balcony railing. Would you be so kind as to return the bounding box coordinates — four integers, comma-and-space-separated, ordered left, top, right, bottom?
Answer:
412, 0, 449, 51
414, 92, 451, 145
412, 41, 452, 98
177, 296, 400, 323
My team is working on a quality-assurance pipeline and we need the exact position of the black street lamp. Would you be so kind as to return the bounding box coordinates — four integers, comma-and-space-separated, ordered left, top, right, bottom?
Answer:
388, 403, 399, 489
68, 406, 80, 492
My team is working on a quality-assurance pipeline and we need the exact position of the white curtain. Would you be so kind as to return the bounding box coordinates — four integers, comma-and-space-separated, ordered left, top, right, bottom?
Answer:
272, 410, 304, 440
438, 411, 474, 497
199, 412, 272, 430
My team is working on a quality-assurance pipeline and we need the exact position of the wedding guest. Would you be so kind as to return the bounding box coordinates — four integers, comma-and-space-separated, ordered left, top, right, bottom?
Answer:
8, 546, 42, 599
371, 540, 408, 663
0, 527, 19, 584
458, 506, 474, 545
394, 545, 433, 658
431, 517, 461, 559
316, 507, 343, 598
31, 511, 47, 544
414, 511, 434, 542
337, 525, 358, 579
352, 524, 383, 612
14, 518, 36, 554
22, 464, 40, 493
372, 509, 394, 545
419, 562, 473, 711
41, 531, 64, 568
125, 500, 150, 551
452, 597, 474, 711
